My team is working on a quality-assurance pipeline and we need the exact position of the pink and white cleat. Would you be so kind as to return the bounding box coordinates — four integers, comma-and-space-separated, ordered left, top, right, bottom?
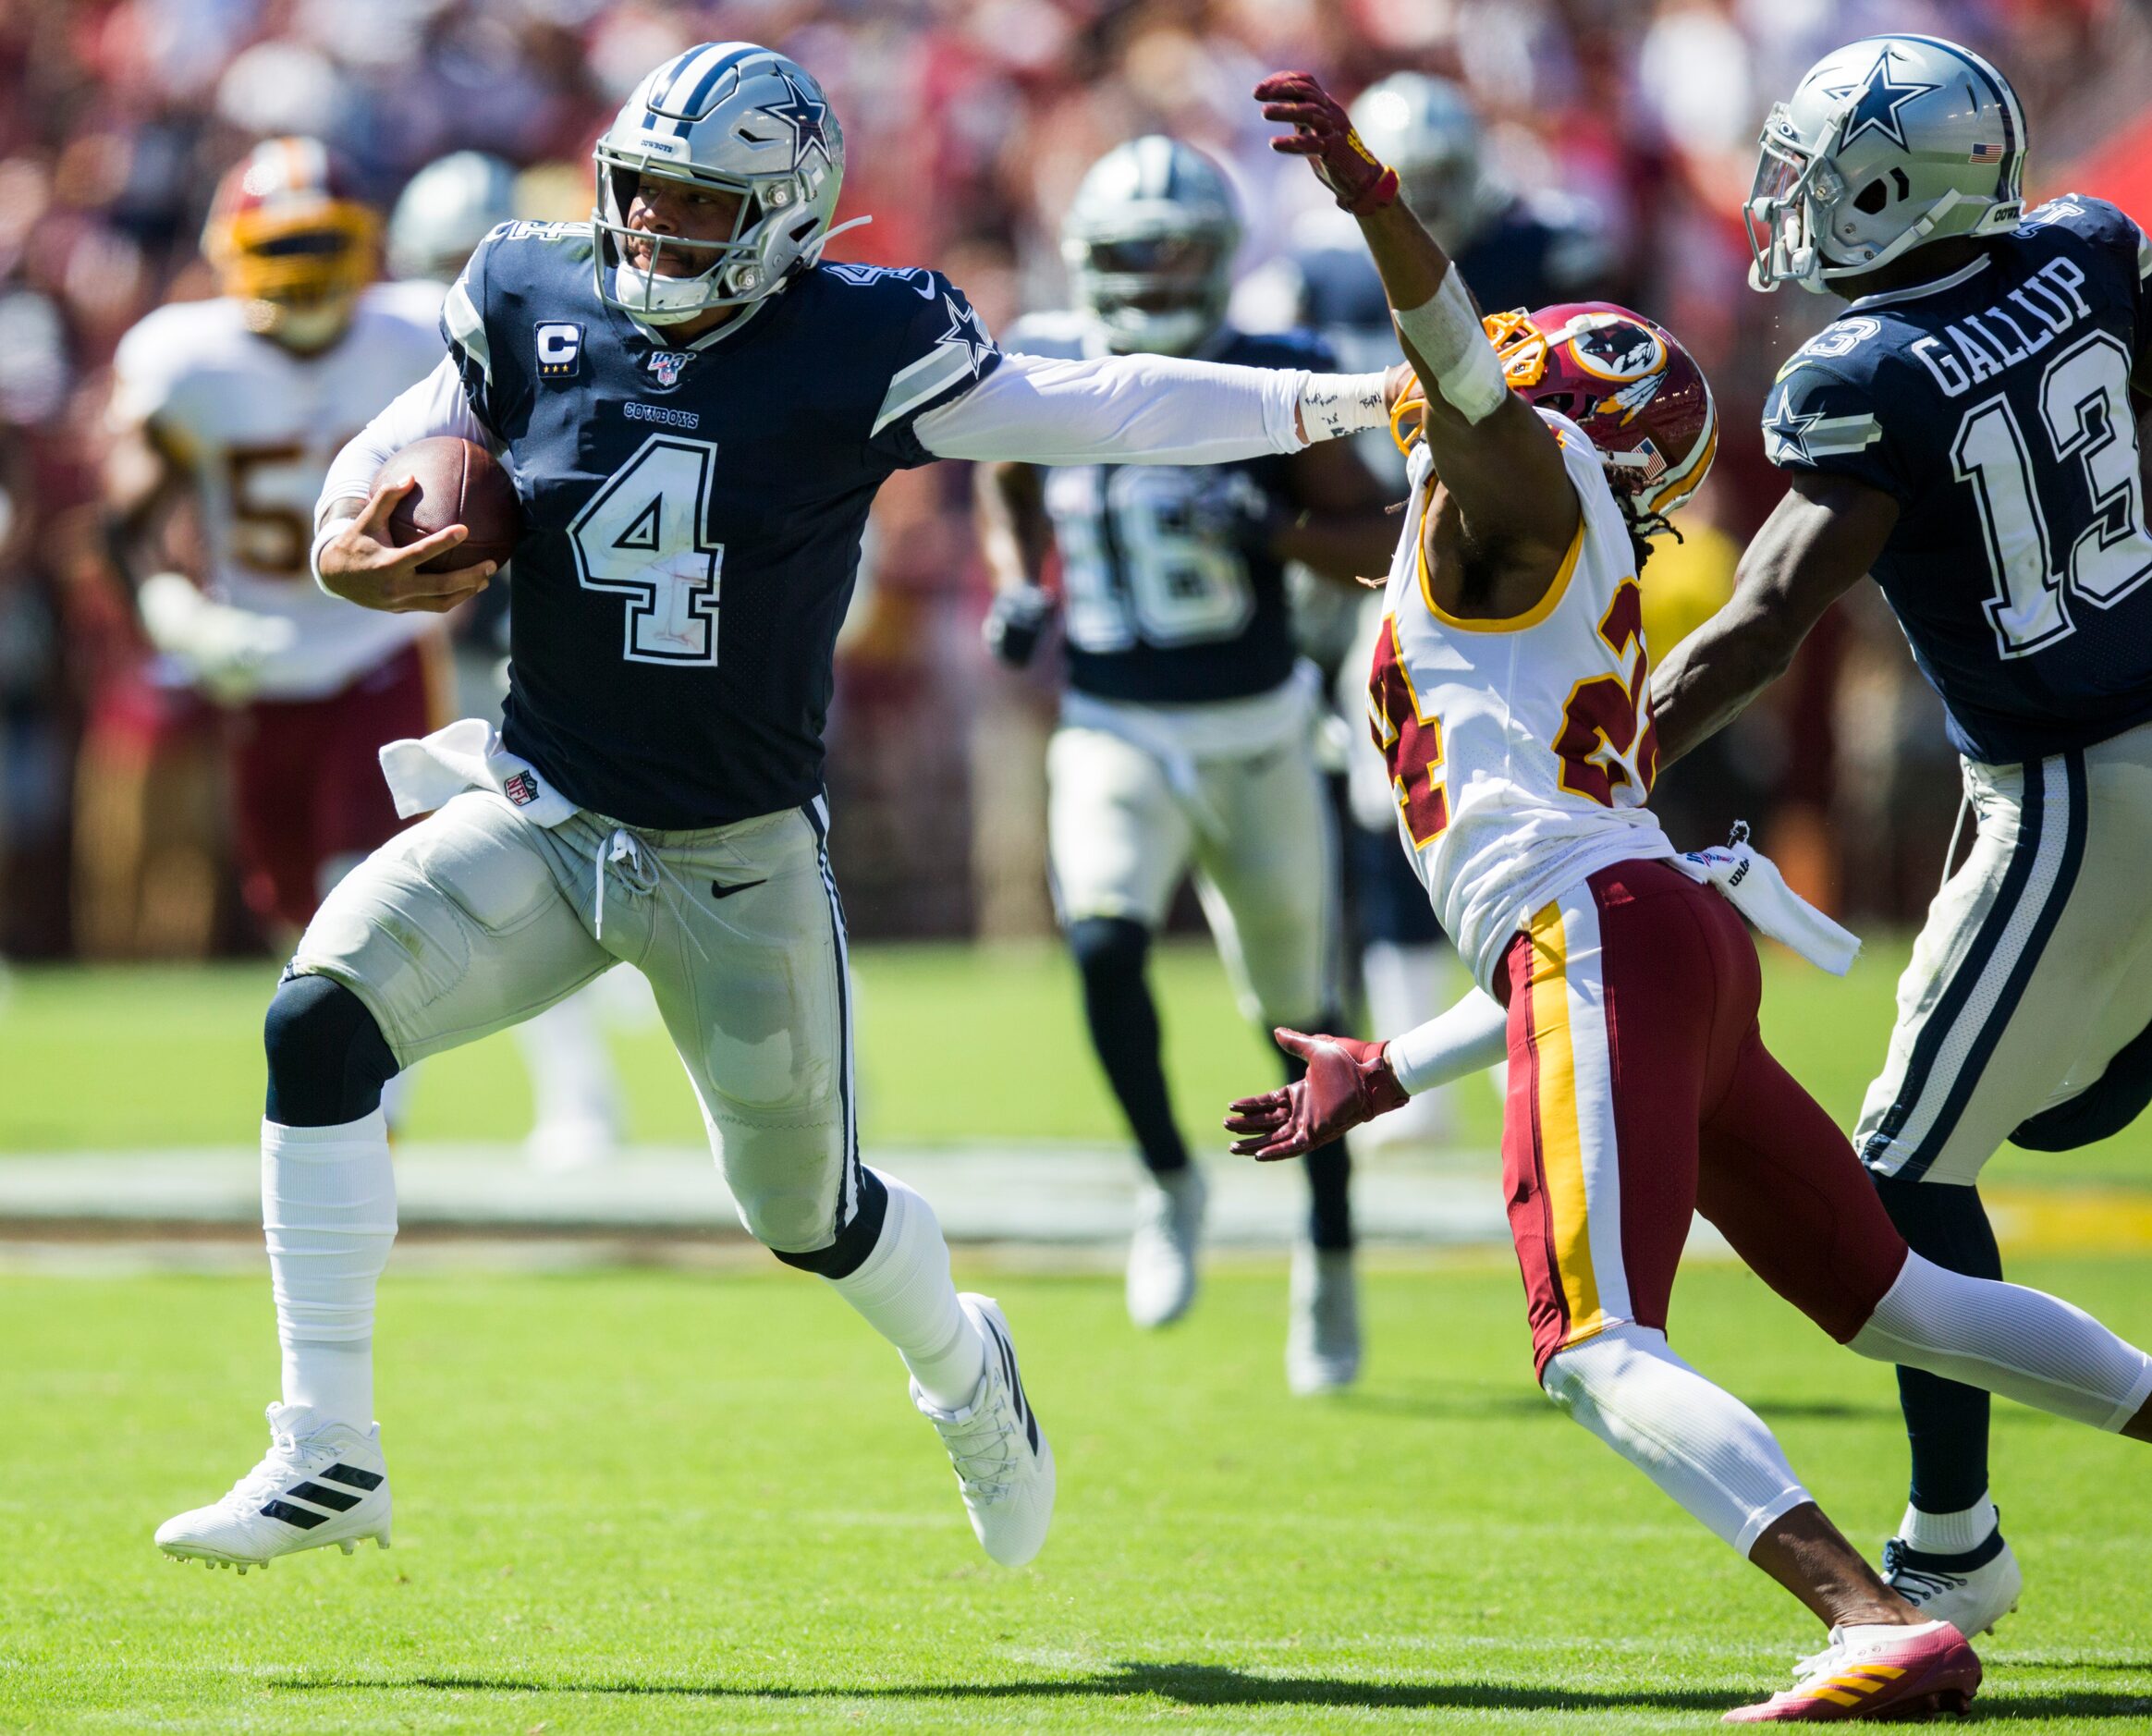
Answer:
1723, 1620, 1979, 1723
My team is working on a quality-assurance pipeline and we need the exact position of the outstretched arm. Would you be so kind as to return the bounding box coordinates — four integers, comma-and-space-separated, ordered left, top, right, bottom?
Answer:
1649, 471, 1895, 768
1254, 70, 1576, 566
915, 348, 1399, 468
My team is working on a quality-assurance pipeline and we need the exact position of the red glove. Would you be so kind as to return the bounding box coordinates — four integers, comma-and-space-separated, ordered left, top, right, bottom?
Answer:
1254, 71, 1399, 215
1223, 1029, 1410, 1161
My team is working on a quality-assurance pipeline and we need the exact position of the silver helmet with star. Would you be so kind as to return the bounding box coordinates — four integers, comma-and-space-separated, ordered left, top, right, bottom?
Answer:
593, 42, 850, 324
1063, 137, 1241, 357
1747, 34, 2025, 295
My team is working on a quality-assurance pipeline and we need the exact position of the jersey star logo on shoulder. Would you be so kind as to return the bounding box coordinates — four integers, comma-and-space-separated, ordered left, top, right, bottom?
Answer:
935, 296, 997, 378
1822, 45, 1939, 153
755, 69, 832, 171
1762, 393, 1823, 465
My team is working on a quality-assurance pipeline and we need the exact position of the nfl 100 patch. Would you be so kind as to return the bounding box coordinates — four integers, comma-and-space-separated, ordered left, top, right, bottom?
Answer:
643, 349, 695, 390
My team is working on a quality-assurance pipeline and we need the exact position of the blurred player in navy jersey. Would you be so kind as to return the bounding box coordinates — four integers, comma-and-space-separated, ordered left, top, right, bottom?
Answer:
152, 42, 1402, 1576
1241, 74, 1610, 1151
977, 138, 1393, 1390
1652, 32, 2152, 1638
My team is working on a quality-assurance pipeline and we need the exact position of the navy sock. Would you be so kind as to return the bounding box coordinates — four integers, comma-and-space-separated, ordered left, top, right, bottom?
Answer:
1068, 917, 1189, 1177
1872, 1171, 2003, 1519
1284, 1019, 1353, 1253
263, 972, 400, 1128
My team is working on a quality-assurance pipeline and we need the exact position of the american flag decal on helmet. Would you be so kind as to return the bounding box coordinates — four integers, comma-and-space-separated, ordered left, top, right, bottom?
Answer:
1968, 141, 2005, 164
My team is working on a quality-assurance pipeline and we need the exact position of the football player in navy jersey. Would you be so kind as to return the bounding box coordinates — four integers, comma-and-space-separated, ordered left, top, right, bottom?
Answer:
153, 42, 1403, 1577
1243, 74, 1610, 1155
1650, 33, 2152, 1637
976, 139, 1394, 1390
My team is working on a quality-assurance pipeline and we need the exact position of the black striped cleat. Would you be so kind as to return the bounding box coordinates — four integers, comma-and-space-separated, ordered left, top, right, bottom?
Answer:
913, 1295, 1056, 1568
155, 1402, 391, 1571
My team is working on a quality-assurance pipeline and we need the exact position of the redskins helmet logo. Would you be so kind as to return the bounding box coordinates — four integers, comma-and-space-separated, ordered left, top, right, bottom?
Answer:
1560, 313, 1668, 384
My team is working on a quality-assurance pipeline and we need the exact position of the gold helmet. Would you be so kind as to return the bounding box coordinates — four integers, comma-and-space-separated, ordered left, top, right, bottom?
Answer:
203, 137, 377, 347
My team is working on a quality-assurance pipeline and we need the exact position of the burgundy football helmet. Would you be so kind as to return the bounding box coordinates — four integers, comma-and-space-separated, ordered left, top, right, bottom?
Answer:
1482, 300, 1717, 525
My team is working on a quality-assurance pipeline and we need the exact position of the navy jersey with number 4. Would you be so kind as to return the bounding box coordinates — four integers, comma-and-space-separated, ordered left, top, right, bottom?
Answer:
1002, 314, 1328, 704
441, 221, 999, 827
1763, 194, 2152, 763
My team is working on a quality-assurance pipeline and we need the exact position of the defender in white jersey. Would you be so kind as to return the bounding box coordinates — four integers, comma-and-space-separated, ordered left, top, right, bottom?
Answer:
1228, 69, 2152, 1724
106, 139, 446, 934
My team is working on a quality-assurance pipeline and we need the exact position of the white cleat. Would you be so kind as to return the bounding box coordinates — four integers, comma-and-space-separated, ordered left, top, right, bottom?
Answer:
1287, 1241, 1362, 1394
1126, 1165, 1205, 1328
155, 1402, 391, 1571
1881, 1532, 2024, 1639
914, 1294, 1055, 1568
524, 1111, 623, 1174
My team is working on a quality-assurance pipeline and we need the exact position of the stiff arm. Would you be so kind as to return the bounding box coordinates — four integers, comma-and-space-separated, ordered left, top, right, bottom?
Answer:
1648, 471, 1897, 768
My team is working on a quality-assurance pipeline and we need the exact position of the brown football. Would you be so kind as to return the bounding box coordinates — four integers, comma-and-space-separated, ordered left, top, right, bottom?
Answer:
375, 436, 521, 573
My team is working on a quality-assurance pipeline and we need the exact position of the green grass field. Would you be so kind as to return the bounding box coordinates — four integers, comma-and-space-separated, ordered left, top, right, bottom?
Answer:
2, 1259, 2149, 1731
3, 941, 2151, 1730
5, 938, 2152, 1184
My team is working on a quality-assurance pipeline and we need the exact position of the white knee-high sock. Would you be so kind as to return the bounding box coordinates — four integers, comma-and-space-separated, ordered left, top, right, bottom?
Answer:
827, 1170, 985, 1412
1542, 1323, 1813, 1555
1851, 1251, 2152, 1431
262, 1113, 397, 1426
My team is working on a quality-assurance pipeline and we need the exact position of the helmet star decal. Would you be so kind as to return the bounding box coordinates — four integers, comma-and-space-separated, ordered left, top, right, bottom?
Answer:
754, 68, 832, 170
935, 295, 997, 375
1823, 45, 1939, 153
1762, 393, 1823, 465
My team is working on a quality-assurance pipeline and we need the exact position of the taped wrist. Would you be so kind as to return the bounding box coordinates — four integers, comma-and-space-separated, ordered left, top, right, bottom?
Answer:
1296, 372, 1390, 444
1393, 268, 1508, 424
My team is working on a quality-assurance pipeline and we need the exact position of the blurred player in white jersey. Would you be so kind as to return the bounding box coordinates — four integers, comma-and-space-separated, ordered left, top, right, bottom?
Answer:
385, 150, 627, 1171
104, 139, 446, 946
977, 138, 1393, 1388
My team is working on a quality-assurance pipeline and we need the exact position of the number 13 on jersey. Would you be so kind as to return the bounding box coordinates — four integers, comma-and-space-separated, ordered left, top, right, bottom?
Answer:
570, 434, 726, 666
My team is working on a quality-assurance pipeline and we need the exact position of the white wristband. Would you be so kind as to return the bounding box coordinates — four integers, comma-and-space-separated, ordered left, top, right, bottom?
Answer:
1296, 371, 1390, 444
309, 501, 367, 594
1394, 268, 1508, 424
1384, 986, 1510, 1095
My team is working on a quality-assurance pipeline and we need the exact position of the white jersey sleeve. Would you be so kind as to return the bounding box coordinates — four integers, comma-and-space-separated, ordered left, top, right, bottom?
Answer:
1369, 411, 1676, 989
913, 348, 1312, 466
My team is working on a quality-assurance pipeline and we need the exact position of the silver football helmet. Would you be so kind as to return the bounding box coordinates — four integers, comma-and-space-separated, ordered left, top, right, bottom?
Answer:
1748, 34, 2025, 295
1063, 137, 1241, 357
1349, 73, 1488, 254
388, 151, 519, 282
593, 41, 855, 324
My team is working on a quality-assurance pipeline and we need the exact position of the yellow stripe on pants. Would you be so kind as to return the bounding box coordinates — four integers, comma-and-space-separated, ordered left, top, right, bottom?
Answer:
1527, 899, 1604, 1341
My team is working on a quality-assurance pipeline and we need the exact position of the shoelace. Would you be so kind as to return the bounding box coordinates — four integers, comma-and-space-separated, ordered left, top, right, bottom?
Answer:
1880, 1539, 1964, 1603
934, 1388, 1021, 1498
220, 1429, 316, 1509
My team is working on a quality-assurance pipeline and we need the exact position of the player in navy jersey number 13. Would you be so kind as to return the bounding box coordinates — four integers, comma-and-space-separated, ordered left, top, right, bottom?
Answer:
1650, 33, 2152, 1638
152, 41, 1404, 1577
977, 138, 1395, 1388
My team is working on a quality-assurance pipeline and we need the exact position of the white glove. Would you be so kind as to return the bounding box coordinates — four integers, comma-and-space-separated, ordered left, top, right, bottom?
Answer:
138, 571, 296, 704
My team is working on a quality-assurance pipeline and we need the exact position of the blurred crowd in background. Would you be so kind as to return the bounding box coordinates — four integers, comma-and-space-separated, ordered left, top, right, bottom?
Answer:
1, 0, 2148, 957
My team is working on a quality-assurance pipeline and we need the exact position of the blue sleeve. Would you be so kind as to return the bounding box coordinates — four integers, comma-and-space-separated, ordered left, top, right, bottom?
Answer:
2060, 195, 2152, 381
439, 226, 508, 438
862, 270, 1004, 470
1761, 362, 1909, 503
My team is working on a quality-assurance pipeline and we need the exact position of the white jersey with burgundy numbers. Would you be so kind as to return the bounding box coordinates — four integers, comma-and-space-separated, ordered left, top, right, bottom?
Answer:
1369, 410, 1676, 989
111, 286, 445, 700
